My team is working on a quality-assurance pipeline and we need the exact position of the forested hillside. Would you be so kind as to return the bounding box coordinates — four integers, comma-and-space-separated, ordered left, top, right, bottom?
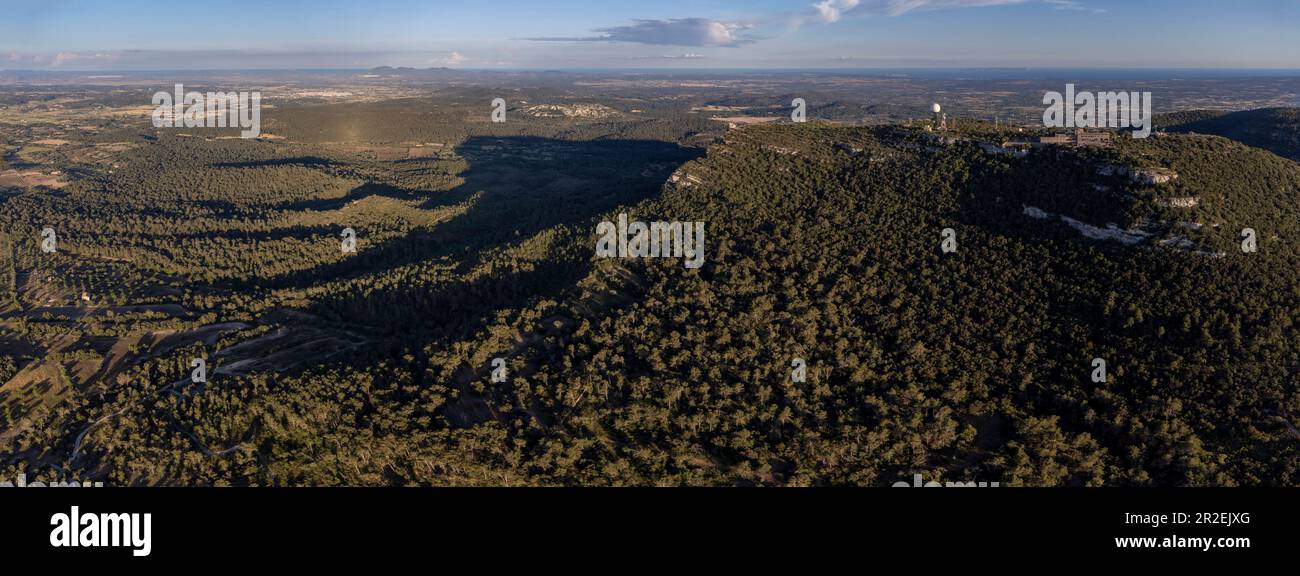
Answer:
3, 119, 1299, 486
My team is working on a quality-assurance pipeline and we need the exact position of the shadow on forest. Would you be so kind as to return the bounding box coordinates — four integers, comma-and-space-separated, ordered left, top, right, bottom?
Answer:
279, 181, 475, 212
952, 149, 1162, 267
950, 151, 1246, 381
190, 181, 467, 216
254, 136, 701, 336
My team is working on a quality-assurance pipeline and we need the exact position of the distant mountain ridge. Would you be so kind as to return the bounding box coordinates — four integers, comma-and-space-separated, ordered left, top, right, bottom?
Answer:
365, 66, 463, 77
368, 66, 455, 74
365, 66, 575, 76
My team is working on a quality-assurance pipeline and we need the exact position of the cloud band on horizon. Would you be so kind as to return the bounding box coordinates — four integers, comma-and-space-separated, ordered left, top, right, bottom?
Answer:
528, 0, 1080, 48
526, 18, 758, 47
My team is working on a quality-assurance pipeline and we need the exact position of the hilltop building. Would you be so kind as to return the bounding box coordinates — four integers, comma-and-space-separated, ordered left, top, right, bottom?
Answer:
1004, 129, 1113, 150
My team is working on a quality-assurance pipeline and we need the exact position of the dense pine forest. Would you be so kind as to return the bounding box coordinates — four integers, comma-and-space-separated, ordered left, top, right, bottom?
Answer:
2, 92, 1299, 486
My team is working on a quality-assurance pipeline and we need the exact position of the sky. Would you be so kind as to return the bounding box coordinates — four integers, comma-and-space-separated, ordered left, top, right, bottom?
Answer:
1, 0, 1298, 70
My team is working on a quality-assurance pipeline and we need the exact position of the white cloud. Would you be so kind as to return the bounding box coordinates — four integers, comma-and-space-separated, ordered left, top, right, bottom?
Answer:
814, 0, 862, 23
428, 51, 467, 66
878, 0, 1031, 16
51, 52, 120, 67
628, 53, 708, 60
1044, 0, 1108, 13
528, 18, 756, 47
810, 0, 1093, 20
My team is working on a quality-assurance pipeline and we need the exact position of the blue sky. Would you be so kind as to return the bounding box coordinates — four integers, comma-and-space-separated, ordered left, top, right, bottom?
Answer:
2, 0, 1298, 70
